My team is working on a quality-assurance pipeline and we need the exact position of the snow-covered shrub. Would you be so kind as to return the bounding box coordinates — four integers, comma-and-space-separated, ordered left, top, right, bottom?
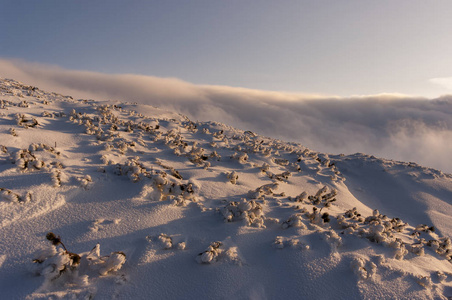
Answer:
394, 244, 408, 260
273, 158, 289, 166
51, 170, 64, 187
304, 207, 330, 225
432, 237, 452, 260
79, 175, 93, 190
289, 191, 307, 202
260, 163, 270, 173
227, 171, 238, 184
231, 152, 248, 164
273, 236, 309, 250
351, 257, 377, 280
271, 171, 291, 182
14, 149, 49, 172
281, 214, 307, 229
436, 271, 447, 283
9, 127, 17, 136
407, 244, 425, 256
18, 100, 29, 107
33, 233, 126, 287
171, 195, 190, 207
219, 199, 265, 228
33, 233, 81, 281
112, 157, 147, 182
85, 243, 126, 276
323, 230, 342, 249
16, 113, 39, 128
342, 207, 365, 223
186, 143, 208, 165
158, 234, 173, 249
308, 186, 337, 209
0, 188, 21, 202
248, 183, 279, 199
415, 276, 433, 289
274, 236, 285, 249
196, 241, 223, 264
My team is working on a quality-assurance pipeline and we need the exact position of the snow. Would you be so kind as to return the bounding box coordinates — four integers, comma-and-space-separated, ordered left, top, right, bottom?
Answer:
0, 78, 451, 299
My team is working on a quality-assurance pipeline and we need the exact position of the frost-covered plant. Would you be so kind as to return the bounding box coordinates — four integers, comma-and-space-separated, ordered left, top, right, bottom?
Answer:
308, 186, 337, 211
273, 158, 289, 166
260, 163, 270, 173
0, 187, 21, 202
33, 233, 126, 284
350, 257, 377, 280
324, 230, 342, 249
51, 170, 63, 187
303, 207, 330, 225
196, 242, 223, 264
227, 171, 238, 184
416, 276, 433, 289
248, 183, 279, 199
436, 271, 447, 283
33, 233, 81, 281
14, 149, 48, 171
414, 224, 435, 233
270, 171, 291, 182
79, 175, 93, 189
430, 237, 452, 260
231, 152, 248, 164
273, 236, 309, 250
9, 127, 17, 136
18, 100, 29, 107
289, 191, 307, 202
281, 214, 307, 229
112, 157, 147, 182
16, 113, 39, 128
220, 199, 266, 228
158, 233, 173, 249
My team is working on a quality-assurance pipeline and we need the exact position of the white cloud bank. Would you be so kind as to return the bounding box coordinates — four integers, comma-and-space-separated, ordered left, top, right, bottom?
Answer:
430, 77, 452, 90
2, 58, 452, 173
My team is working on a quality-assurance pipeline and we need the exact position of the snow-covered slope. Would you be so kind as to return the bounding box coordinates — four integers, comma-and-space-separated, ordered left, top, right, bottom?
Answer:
0, 78, 451, 299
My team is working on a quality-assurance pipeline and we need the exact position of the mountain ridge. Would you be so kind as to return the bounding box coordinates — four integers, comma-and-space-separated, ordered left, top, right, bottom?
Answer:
0, 78, 451, 299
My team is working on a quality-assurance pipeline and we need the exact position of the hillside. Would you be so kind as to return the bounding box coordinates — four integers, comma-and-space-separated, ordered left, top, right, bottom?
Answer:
0, 78, 451, 299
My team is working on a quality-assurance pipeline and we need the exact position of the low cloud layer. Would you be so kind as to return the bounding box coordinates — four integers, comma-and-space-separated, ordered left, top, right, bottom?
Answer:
2, 58, 452, 173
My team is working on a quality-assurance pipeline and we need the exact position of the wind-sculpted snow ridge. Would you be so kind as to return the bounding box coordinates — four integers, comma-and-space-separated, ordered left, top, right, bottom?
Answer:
0, 78, 451, 299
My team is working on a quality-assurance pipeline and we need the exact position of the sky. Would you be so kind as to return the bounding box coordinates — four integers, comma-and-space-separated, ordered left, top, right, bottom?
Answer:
2, 0, 452, 97
1, 1, 452, 173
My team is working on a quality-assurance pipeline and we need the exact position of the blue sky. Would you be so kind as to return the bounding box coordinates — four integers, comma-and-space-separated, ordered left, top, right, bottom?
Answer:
2, 0, 452, 97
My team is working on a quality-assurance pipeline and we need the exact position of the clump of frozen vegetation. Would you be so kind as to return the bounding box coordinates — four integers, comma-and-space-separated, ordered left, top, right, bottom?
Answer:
273, 236, 309, 250
33, 233, 126, 288
350, 257, 377, 280
248, 183, 279, 200
158, 233, 173, 249
196, 241, 223, 264
281, 213, 307, 229
0, 187, 22, 202
78, 175, 93, 189
219, 198, 266, 228
16, 113, 39, 128
226, 171, 238, 184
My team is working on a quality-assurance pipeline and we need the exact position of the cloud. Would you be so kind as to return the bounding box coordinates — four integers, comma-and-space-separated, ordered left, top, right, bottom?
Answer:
429, 77, 452, 90
2, 58, 452, 173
